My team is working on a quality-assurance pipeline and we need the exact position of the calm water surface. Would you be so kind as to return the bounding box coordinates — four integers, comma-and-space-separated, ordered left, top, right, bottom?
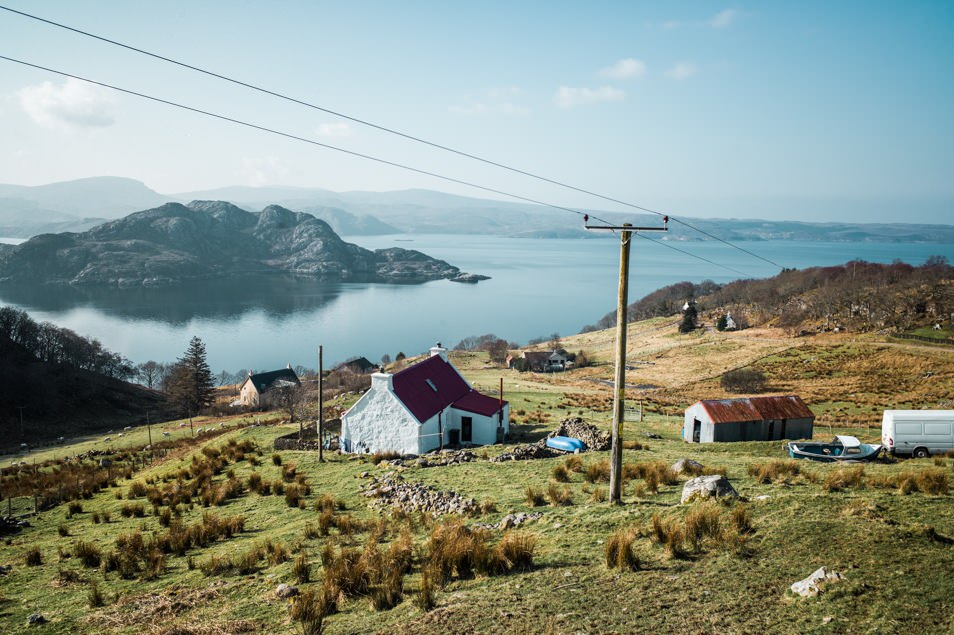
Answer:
1, 234, 952, 372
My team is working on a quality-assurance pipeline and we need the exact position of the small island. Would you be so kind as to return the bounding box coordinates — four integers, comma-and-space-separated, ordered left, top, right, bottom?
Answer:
0, 201, 469, 287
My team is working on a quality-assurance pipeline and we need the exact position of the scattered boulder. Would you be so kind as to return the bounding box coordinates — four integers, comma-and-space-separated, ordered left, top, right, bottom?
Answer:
680, 474, 739, 503
27, 613, 46, 625
671, 458, 704, 476
790, 567, 844, 598
275, 583, 299, 599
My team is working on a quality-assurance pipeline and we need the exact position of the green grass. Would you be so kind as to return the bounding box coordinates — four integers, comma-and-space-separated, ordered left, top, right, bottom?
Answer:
2, 347, 954, 634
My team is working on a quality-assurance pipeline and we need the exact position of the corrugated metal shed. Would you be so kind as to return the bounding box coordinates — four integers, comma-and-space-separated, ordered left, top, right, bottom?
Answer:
700, 395, 813, 424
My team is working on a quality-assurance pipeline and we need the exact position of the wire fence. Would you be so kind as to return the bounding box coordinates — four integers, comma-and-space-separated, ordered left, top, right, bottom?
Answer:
890, 333, 954, 347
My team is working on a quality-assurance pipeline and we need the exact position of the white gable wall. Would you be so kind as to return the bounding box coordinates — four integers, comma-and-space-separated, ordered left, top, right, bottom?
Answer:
341, 374, 419, 455
684, 403, 714, 443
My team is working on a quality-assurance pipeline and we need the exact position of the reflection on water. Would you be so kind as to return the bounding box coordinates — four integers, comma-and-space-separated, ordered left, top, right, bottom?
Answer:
0, 276, 344, 326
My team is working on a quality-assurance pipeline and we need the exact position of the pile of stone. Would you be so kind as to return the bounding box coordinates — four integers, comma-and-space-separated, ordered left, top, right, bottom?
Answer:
546, 417, 611, 451
363, 473, 477, 516
473, 512, 543, 531
389, 449, 478, 468
490, 444, 561, 462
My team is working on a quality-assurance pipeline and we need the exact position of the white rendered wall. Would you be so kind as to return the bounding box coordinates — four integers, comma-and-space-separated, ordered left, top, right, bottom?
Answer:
684, 403, 713, 443
341, 380, 419, 455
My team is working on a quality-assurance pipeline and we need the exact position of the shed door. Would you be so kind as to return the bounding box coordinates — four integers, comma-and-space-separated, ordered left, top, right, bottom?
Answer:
461, 417, 473, 443
692, 419, 701, 443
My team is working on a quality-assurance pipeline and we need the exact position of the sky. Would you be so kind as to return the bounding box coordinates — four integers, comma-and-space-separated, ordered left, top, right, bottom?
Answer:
0, 1, 952, 223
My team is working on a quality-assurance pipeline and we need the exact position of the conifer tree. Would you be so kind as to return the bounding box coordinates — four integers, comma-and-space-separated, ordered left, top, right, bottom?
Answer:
166, 336, 215, 417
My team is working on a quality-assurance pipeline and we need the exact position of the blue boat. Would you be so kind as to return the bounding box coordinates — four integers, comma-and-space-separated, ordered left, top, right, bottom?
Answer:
787, 435, 882, 462
546, 436, 586, 452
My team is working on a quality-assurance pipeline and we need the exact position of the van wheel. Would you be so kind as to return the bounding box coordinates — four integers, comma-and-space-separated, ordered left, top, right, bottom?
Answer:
913, 447, 930, 459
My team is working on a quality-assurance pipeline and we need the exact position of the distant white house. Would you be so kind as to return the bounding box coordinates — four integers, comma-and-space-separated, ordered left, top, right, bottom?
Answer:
340, 345, 509, 455
239, 366, 300, 407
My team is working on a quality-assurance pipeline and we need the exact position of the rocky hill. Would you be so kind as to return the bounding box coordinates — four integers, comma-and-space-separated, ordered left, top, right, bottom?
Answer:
0, 201, 460, 287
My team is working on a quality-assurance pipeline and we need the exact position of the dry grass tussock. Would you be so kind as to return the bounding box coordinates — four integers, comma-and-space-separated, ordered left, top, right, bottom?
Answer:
605, 527, 639, 571
747, 459, 812, 484
648, 501, 753, 559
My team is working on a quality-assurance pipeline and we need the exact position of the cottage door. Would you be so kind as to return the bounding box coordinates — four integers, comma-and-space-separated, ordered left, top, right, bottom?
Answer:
461, 417, 473, 443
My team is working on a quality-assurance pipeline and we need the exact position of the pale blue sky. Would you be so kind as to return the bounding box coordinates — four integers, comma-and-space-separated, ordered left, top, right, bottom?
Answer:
0, 1, 952, 222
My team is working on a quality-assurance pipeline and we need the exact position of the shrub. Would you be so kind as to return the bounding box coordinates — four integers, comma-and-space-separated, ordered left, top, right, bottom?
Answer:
87, 581, 105, 608
720, 368, 767, 393
289, 586, 336, 635
546, 484, 573, 506
285, 484, 303, 508
25, 547, 42, 566
551, 465, 570, 483
67, 501, 83, 517
747, 460, 804, 484
584, 460, 611, 483
247, 472, 263, 493
120, 502, 145, 518
590, 486, 607, 503
524, 486, 545, 507
564, 456, 584, 473
415, 565, 437, 612
605, 527, 639, 570
823, 466, 866, 492
74, 541, 102, 568
271, 453, 282, 466
58, 524, 70, 537
128, 480, 148, 498
293, 552, 311, 584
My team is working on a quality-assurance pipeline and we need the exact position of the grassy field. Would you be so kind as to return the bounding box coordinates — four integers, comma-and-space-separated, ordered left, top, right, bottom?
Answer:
1, 322, 952, 634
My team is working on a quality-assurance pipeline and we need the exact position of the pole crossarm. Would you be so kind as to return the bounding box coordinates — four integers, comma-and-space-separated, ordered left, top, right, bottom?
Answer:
585, 220, 667, 504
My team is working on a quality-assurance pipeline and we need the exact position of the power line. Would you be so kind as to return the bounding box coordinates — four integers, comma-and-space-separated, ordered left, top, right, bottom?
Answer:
0, 3, 785, 271
0, 54, 754, 278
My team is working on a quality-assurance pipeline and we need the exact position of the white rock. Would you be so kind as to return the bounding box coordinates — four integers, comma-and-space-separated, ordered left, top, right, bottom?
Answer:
790, 567, 844, 598
680, 474, 738, 503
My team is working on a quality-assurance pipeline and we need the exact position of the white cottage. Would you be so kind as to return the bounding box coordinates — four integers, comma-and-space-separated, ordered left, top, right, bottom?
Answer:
340, 345, 509, 455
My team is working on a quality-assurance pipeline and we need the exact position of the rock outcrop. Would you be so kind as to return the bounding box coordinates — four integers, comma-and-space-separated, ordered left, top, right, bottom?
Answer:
0, 201, 461, 286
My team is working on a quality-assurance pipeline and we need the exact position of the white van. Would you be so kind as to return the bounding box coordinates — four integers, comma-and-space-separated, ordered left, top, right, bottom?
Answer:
882, 410, 954, 458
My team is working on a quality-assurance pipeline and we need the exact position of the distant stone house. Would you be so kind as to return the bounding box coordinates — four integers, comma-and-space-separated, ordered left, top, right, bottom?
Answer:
335, 356, 377, 375
340, 345, 509, 455
239, 366, 301, 407
511, 350, 568, 372
683, 395, 815, 443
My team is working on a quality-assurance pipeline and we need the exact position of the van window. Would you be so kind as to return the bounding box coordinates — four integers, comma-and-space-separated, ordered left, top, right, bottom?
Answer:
896, 422, 922, 435
925, 422, 952, 436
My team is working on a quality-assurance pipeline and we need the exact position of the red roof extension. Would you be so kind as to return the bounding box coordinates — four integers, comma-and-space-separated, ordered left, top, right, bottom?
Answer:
391, 355, 507, 423
698, 395, 814, 424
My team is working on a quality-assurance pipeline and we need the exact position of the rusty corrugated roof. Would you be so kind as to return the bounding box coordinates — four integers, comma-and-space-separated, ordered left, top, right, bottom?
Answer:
697, 395, 814, 424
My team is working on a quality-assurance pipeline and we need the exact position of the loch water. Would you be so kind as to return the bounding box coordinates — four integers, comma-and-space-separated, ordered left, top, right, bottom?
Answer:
1, 234, 952, 372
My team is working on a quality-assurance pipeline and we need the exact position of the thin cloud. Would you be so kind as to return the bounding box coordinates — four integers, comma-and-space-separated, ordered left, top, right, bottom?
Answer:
599, 58, 647, 80
17, 77, 116, 129
315, 122, 353, 137
241, 156, 289, 187
666, 62, 697, 80
449, 102, 530, 116
711, 8, 738, 28
553, 86, 625, 109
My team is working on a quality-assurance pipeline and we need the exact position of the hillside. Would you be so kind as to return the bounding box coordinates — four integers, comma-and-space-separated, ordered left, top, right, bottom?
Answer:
0, 335, 167, 447
0, 201, 460, 287
1, 325, 952, 634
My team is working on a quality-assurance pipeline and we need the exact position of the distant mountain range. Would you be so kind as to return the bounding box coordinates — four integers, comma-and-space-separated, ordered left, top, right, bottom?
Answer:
0, 200, 459, 287
2, 176, 953, 243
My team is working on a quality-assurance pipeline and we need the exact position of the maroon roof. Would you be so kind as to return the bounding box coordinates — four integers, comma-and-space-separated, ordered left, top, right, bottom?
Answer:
698, 395, 814, 424
453, 390, 507, 417
392, 355, 471, 423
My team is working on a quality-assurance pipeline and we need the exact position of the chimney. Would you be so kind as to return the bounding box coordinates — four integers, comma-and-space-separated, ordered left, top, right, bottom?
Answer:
429, 342, 448, 362
371, 372, 393, 390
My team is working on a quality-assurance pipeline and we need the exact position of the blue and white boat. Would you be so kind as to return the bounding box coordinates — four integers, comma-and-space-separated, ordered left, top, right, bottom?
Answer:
787, 435, 882, 462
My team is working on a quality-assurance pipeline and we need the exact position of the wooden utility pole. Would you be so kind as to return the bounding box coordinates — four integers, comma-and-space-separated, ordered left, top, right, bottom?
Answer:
318, 345, 324, 462
17, 406, 26, 438
146, 411, 153, 462
586, 219, 667, 504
